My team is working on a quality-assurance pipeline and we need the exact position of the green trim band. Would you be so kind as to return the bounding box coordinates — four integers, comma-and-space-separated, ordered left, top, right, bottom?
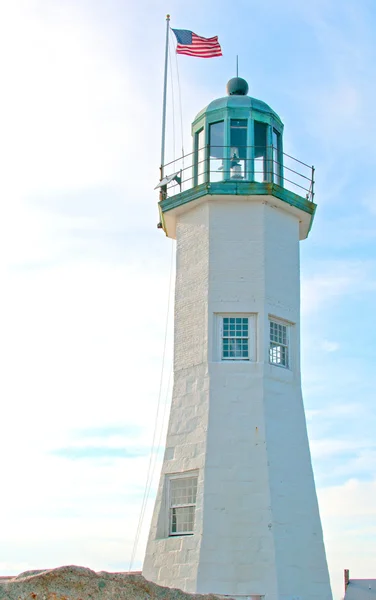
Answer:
160, 181, 316, 219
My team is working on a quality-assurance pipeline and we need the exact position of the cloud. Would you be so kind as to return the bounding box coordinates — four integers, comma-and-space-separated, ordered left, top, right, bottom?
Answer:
301, 260, 376, 316
318, 478, 376, 598
321, 340, 340, 352
0, 563, 37, 577
319, 478, 376, 519
51, 446, 148, 460
72, 425, 142, 439
306, 403, 365, 422
362, 192, 376, 218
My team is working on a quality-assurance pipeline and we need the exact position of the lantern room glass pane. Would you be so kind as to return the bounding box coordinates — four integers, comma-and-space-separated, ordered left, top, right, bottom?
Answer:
230, 119, 247, 180
209, 121, 224, 182
196, 128, 205, 185
254, 121, 268, 182
272, 128, 281, 185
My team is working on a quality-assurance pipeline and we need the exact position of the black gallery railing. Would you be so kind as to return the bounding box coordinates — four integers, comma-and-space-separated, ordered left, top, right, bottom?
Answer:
159, 146, 315, 202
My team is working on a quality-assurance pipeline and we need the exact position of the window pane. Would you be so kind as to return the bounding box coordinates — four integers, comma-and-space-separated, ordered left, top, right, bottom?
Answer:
171, 506, 195, 534
223, 333, 248, 358
269, 320, 289, 368
270, 321, 287, 344
196, 128, 205, 185
270, 343, 288, 366
169, 475, 198, 536
170, 477, 197, 505
254, 121, 268, 182
209, 121, 224, 182
272, 128, 281, 185
230, 119, 247, 179
221, 316, 252, 361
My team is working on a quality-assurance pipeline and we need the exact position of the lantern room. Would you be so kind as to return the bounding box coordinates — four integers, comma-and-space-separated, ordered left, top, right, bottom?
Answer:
157, 77, 316, 240
192, 77, 283, 185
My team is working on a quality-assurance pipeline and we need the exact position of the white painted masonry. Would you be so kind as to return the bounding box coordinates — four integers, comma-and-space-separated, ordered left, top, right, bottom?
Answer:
143, 195, 332, 600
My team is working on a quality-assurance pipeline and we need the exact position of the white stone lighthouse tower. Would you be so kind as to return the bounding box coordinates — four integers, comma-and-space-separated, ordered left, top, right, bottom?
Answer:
143, 77, 332, 600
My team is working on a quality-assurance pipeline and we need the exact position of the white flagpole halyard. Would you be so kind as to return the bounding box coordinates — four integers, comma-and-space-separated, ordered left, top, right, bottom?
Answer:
160, 14, 170, 179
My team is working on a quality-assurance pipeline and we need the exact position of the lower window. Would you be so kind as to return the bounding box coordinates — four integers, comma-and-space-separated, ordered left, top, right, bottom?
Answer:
168, 474, 198, 536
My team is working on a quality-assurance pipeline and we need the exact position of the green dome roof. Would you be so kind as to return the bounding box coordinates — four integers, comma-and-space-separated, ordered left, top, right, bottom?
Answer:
193, 94, 282, 127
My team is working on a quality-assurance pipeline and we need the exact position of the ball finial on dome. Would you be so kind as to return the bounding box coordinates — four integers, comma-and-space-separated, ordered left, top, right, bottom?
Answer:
226, 77, 249, 96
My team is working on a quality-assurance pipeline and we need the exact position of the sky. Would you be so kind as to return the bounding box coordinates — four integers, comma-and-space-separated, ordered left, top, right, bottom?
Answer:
0, 1, 376, 599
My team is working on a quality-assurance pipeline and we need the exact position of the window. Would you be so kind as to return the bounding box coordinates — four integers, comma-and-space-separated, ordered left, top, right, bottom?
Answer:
221, 316, 250, 360
230, 119, 248, 179
215, 314, 256, 362
269, 320, 289, 368
169, 475, 198, 536
254, 121, 268, 182
195, 128, 205, 185
272, 128, 281, 185
209, 121, 224, 182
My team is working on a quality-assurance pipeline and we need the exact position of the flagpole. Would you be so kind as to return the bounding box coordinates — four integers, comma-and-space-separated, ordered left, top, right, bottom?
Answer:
160, 14, 170, 180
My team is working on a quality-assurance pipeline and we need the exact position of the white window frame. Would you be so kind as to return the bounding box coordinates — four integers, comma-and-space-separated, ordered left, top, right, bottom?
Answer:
269, 317, 290, 368
167, 472, 198, 537
216, 314, 256, 362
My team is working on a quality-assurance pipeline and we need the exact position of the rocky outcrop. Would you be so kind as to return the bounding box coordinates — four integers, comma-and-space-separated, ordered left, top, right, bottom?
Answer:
0, 566, 220, 600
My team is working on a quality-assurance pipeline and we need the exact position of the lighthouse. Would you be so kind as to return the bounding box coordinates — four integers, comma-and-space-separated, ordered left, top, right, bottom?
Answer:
143, 77, 332, 600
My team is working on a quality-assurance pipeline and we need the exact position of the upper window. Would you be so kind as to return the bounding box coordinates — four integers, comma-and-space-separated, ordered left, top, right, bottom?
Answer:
169, 475, 198, 536
222, 316, 249, 360
269, 319, 289, 368
217, 314, 258, 362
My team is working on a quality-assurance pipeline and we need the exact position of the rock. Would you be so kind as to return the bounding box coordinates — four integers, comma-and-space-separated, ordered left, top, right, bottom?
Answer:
0, 566, 221, 600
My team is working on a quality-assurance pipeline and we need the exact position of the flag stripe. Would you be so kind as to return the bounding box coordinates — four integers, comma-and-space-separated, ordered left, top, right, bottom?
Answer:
176, 45, 221, 52
172, 29, 222, 58
176, 48, 223, 57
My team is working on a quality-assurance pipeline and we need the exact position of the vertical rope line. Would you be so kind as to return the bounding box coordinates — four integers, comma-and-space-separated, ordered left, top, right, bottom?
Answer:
128, 241, 174, 571
155, 366, 173, 472
139, 242, 174, 526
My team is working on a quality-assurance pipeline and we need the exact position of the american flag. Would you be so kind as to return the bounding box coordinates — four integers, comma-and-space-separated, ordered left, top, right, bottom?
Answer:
172, 29, 222, 58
